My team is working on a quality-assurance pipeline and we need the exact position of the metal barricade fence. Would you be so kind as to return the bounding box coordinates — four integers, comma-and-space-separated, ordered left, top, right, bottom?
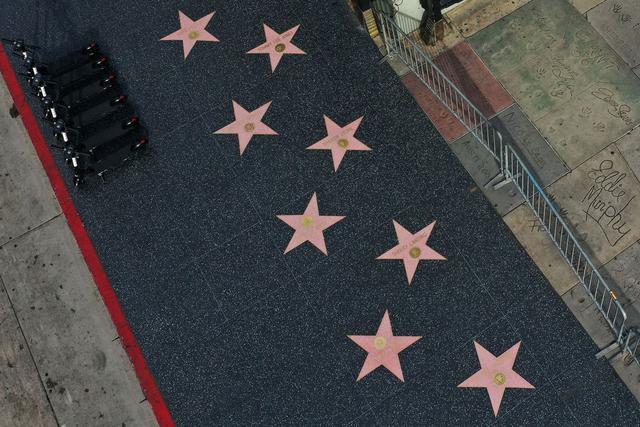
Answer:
373, 5, 504, 163
503, 145, 627, 343
371, 4, 636, 363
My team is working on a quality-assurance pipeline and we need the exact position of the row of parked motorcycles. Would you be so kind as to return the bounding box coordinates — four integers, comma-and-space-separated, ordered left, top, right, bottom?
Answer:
3, 39, 148, 186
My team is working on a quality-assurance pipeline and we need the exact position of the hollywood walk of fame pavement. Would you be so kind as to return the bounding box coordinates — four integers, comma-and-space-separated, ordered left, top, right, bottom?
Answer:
306, 115, 371, 171
2, 0, 640, 425
214, 100, 278, 155
276, 192, 345, 255
458, 341, 535, 417
247, 23, 306, 72
160, 10, 219, 59
348, 310, 422, 382
376, 220, 447, 285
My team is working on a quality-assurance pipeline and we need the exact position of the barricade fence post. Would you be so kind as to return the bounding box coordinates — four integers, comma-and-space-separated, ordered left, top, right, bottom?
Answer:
624, 329, 640, 364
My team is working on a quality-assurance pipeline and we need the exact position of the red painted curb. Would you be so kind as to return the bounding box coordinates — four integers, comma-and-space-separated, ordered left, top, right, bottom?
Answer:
0, 45, 175, 427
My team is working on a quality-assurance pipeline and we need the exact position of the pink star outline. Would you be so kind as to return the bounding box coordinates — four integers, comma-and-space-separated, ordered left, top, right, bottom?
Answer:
307, 115, 371, 171
214, 100, 278, 155
276, 193, 345, 255
376, 220, 446, 285
247, 24, 306, 72
458, 341, 535, 417
348, 310, 421, 382
160, 11, 219, 58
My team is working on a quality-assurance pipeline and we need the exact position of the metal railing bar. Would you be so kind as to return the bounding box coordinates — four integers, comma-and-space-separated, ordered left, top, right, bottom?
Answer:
504, 146, 626, 342
373, 6, 502, 162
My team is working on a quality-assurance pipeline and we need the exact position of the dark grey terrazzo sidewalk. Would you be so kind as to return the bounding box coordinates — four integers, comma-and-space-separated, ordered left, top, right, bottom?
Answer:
2, 0, 640, 425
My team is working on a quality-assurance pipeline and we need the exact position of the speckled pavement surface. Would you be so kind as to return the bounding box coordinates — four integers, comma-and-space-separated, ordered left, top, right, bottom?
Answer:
2, 0, 640, 425
469, 0, 640, 169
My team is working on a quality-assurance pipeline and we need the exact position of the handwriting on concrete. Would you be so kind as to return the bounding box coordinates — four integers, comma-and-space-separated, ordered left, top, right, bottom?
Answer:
608, 256, 640, 303
591, 88, 634, 126
461, 140, 493, 179
571, 29, 619, 71
502, 112, 548, 169
611, 2, 638, 27
588, 1, 640, 69
527, 195, 567, 233
581, 160, 635, 246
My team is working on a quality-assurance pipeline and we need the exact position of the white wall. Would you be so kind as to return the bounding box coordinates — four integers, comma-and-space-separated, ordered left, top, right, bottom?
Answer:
396, 0, 424, 20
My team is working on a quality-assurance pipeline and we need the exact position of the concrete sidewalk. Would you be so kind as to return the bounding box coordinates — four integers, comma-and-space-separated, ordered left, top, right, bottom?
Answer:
0, 75, 156, 426
377, 0, 640, 398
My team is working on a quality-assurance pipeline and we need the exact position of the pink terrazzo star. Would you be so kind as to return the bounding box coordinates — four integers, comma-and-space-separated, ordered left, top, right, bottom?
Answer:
247, 24, 306, 72
458, 341, 535, 417
160, 11, 219, 58
348, 310, 421, 382
307, 116, 371, 171
376, 220, 446, 285
214, 101, 278, 155
276, 193, 344, 255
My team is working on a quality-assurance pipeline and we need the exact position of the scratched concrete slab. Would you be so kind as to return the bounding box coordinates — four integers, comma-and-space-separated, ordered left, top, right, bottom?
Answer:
447, 0, 532, 38
562, 284, 617, 349
0, 73, 12, 112
491, 104, 570, 185
588, 0, 640, 68
548, 145, 640, 265
470, 0, 640, 168
468, 0, 571, 82
433, 42, 513, 119
445, 105, 568, 216
400, 41, 513, 142
616, 125, 640, 179
535, 80, 640, 168
401, 72, 468, 141
449, 104, 567, 215
0, 79, 61, 246
495, 54, 598, 122
568, 0, 607, 14
0, 280, 57, 427
603, 242, 640, 309
503, 205, 577, 295
449, 133, 522, 215
0, 218, 157, 426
